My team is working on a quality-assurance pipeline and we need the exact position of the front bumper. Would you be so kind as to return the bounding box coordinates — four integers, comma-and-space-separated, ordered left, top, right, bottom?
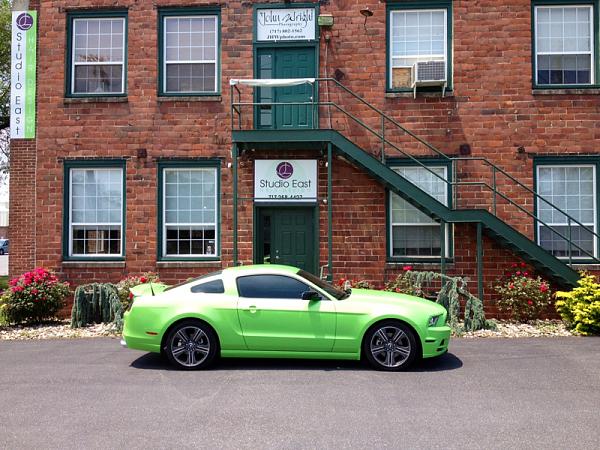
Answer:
422, 325, 451, 358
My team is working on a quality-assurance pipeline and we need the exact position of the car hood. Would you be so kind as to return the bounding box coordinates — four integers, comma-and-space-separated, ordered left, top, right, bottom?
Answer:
343, 288, 446, 314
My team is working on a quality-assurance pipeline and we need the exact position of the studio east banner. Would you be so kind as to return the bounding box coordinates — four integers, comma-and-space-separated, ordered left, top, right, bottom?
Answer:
10, 11, 37, 139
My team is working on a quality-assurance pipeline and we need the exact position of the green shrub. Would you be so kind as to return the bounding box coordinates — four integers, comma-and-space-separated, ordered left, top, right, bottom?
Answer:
385, 268, 488, 332
555, 273, 600, 335
493, 264, 552, 322
71, 283, 123, 331
0, 268, 70, 324
116, 272, 161, 311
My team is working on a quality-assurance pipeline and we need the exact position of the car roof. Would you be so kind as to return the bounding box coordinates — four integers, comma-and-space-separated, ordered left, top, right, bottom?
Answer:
223, 264, 300, 276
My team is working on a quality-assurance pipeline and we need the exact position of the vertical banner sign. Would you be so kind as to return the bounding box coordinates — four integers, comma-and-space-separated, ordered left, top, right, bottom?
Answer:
10, 11, 37, 139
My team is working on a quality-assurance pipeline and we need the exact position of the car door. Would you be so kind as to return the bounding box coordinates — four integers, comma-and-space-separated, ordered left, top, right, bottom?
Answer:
236, 274, 336, 352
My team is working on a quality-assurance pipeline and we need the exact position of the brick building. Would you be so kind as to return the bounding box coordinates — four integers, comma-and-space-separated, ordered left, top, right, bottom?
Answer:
9, 0, 600, 314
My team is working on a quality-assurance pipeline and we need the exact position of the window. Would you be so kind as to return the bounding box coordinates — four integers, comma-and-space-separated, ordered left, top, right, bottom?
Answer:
66, 164, 124, 258
534, 4, 594, 85
67, 12, 127, 95
236, 275, 311, 299
389, 165, 450, 258
537, 164, 596, 258
160, 10, 220, 95
387, 3, 450, 91
160, 164, 219, 259
190, 279, 224, 294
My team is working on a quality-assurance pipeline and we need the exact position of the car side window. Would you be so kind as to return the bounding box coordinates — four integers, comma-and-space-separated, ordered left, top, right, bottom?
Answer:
236, 275, 313, 299
190, 279, 225, 294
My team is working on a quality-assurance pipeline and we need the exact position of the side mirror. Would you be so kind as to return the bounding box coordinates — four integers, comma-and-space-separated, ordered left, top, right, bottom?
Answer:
301, 290, 321, 301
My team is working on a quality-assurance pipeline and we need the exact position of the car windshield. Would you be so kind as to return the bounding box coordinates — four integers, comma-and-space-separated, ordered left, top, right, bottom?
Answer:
164, 270, 223, 291
297, 269, 348, 300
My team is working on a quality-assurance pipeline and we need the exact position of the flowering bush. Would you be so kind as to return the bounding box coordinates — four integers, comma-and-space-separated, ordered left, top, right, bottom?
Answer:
384, 266, 421, 296
116, 272, 161, 311
555, 273, 600, 335
0, 268, 70, 324
493, 263, 552, 322
335, 277, 374, 290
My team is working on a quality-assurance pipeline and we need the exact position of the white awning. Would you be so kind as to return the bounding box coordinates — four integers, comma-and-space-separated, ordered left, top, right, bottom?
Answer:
229, 78, 316, 87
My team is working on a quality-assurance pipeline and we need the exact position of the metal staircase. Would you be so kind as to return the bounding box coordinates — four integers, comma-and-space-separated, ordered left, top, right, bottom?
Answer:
230, 78, 592, 288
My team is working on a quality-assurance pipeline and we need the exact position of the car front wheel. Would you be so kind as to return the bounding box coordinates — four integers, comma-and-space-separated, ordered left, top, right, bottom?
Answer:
363, 321, 418, 371
164, 320, 218, 370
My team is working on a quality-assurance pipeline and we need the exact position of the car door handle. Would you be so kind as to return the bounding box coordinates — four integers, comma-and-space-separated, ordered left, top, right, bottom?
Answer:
245, 305, 257, 313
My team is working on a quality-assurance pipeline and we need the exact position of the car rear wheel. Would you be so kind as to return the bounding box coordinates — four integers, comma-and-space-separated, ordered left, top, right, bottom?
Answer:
164, 320, 218, 370
363, 321, 418, 371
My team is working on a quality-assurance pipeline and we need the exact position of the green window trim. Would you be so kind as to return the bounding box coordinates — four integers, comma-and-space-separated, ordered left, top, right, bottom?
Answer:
157, 7, 222, 97
157, 159, 222, 262
65, 10, 129, 98
531, 0, 600, 89
533, 156, 600, 263
386, 0, 453, 93
62, 159, 127, 261
385, 158, 454, 262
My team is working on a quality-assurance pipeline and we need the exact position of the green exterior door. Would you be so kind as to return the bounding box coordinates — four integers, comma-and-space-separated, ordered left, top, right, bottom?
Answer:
255, 47, 316, 129
256, 207, 316, 274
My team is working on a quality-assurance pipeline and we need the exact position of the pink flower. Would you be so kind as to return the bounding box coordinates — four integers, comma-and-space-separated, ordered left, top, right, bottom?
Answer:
516, 271, 521, 276
540, 284, 549, 293
509, 283, 514, 289
524, 272, 529, 277
527, 300, 533, 305
140, 276, 148, 283
402, 265, 413, 271
511, 263, 518, 268
31, 288, 39, 295
521, 263, 527, 268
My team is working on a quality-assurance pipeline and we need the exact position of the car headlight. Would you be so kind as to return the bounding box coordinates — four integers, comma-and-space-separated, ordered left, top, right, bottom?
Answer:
428, 314, 442, 327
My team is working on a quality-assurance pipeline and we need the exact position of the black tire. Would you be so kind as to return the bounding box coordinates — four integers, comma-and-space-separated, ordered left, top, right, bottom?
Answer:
164, 320, 219, 370
362, 320, 418, 371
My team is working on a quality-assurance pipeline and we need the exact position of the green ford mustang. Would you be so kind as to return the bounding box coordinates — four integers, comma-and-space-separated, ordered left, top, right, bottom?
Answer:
122, 265, 451, 371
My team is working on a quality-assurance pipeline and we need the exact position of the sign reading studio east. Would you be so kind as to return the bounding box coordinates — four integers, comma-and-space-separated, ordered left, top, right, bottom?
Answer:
10, 10, 37, 139
256, 7, 316, 42
255, 160, 317, 202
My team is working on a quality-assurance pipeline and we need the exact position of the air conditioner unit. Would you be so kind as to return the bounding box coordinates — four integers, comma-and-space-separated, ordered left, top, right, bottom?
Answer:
411, 61, 447, 98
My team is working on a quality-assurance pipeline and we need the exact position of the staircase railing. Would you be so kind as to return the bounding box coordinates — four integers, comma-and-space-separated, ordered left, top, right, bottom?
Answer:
230, 77, 599, 266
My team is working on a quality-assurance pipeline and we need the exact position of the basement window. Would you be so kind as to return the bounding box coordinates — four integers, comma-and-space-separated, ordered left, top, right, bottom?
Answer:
67, 11, 128, 96
159, 9, 221, 95
536, 164, 597, 258
388, 165, 451, 259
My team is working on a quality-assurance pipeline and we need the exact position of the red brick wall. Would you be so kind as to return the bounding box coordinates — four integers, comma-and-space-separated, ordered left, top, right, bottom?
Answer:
9, 0, 600, 316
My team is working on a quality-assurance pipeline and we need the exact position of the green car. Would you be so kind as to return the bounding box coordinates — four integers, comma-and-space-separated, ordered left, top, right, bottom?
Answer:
122, 265, 451, 371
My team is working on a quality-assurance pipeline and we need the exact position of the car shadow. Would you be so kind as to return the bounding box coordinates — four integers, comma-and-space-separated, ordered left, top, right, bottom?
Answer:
130, 351, 462, 372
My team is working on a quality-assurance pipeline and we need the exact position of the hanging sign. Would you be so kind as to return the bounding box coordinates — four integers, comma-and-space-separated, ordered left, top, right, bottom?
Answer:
10, 10, 37, 139
255, 160, 317, 202
256, 8, 316, 42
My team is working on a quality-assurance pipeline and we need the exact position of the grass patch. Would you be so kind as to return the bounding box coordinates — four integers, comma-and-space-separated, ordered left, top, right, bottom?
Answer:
0, 276, 8, 291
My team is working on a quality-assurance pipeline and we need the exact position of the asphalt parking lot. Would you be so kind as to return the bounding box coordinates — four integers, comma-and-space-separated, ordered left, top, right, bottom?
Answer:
1, 337, 599, 449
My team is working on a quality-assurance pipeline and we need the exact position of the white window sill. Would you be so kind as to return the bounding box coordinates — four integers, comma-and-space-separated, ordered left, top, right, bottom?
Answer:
156, 260, 222, 269
157, 95, 222, 102
64, 97, 128, 104
62, 260, 126, 268
532, 88, 600, 95
385, 91, 453, 99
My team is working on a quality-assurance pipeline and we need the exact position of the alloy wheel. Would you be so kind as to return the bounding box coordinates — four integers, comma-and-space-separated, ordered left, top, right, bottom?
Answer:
170, 326, 211, 367
369, 325, 411, 368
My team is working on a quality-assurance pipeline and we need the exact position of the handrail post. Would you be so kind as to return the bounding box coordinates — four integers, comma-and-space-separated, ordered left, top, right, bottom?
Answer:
440, 220, 446, 276
568, 217, 572, 266
327, 142, 333, 281
232, 143, 239, 266
381, 115, 385, 163
230, 83, 234, 131
492, 165, 497, 215
238, 87, 242, 130
312, 81, 316, 129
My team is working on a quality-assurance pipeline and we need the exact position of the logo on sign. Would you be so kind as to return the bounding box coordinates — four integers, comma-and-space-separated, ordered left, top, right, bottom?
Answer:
16, 13, 33, 31
276, 162, 294, 179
